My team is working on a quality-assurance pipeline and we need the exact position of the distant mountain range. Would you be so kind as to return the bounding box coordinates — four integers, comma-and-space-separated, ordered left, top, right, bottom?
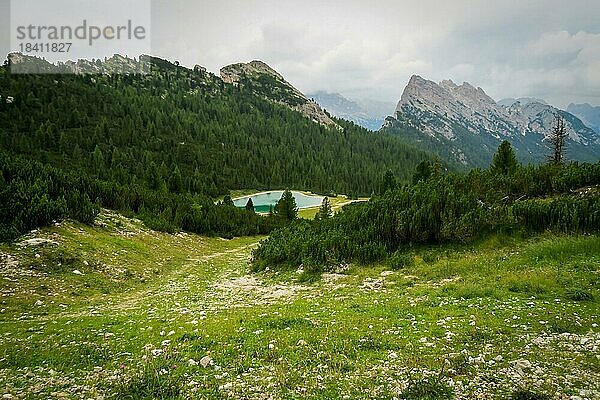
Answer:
8, 52, 598, 169
307, 91, 394, 131
567, 103, 600, 133
382, 75, 600, 166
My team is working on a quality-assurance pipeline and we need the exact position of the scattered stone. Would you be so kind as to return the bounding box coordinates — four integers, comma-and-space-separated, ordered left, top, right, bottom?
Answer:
17, 238, 58, 247
34, 300, 43, 306
514, 359, 532, 370
200, 355, 212, 368
72, 269, 83, 275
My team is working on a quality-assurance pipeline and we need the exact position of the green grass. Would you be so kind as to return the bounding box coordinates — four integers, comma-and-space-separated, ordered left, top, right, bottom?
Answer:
1, 213, 599, 399
298, 195, 368, 220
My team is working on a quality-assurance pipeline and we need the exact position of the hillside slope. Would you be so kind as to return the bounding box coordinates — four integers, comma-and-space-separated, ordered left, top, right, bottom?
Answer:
1, 54, 436, 199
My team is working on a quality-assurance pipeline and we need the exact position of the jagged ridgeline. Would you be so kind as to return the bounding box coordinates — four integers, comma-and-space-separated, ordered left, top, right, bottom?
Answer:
0, 54, 436, 197
382, 75, 600, 167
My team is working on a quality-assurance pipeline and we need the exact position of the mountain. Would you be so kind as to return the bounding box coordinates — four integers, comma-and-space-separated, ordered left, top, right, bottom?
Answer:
1, 53, 439, 201
382, 75, 600, 166
308, 91, 390, 131
220, 60, 338, 128
568, 103, 600, 133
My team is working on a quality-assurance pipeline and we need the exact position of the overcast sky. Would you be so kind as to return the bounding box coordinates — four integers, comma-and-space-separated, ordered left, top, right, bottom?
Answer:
3, 0, 599, 108
150, 0, 600, 109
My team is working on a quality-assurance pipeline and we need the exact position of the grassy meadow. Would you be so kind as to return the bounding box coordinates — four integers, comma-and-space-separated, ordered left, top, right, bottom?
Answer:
0, 211, 598, 399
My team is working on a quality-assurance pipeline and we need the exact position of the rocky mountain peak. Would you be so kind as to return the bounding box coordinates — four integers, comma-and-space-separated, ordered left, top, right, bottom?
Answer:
220, 60, 339, 129
220, 60, 284, 85
387, 74, 600, 166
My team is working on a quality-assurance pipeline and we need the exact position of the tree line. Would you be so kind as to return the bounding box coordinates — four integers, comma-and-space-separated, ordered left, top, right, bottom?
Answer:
0, 151, 287, 241
252, 141, 600, 272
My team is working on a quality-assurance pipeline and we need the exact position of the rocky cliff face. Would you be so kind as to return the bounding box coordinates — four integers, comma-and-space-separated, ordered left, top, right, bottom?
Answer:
384, 75, 600, 166
220, 61, 339, 129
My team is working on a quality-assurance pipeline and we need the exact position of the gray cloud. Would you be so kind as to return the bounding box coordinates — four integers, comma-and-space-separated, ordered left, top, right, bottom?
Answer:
3, 0, 599, 108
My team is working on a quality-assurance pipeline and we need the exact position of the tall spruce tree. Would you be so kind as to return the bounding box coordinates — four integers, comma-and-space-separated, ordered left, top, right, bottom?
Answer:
275, 189, 297, 221
491, 140, 519, 175
379, 170, 397, 194
245, 198, 255, 212
222, 195, 234, 207
413, 160, 433, 183
315, 197, 333, 220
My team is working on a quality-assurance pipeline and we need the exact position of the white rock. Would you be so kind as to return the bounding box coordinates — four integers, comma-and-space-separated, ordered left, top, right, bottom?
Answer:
34, 300, 43, 306
514, 359, 532, 369
200, 355, 212, 368
297, 339, 307, 346
188, 358, 198, 366
72, 269, 83, 275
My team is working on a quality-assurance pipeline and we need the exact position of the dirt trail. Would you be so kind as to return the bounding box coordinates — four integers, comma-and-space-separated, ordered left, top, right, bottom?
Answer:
38, 240, 263, 320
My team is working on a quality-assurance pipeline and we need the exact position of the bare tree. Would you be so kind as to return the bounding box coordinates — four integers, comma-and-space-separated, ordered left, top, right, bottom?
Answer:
549, 114, 567, 165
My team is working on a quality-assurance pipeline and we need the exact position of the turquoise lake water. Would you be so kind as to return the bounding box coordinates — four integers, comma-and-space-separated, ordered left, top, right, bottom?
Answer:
233, 191, 324, 213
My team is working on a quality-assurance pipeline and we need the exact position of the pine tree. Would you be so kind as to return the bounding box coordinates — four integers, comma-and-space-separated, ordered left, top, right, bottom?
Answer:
413, 160, 432, 183
222, 195, 234, 207
380, 170, 397, 194
491, 140, 519, 175
274, 189, 297, 221
146, 161, 166, 192
315, 197, 333, 220
169, 165, 184, 193
245, 198, 255, 212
